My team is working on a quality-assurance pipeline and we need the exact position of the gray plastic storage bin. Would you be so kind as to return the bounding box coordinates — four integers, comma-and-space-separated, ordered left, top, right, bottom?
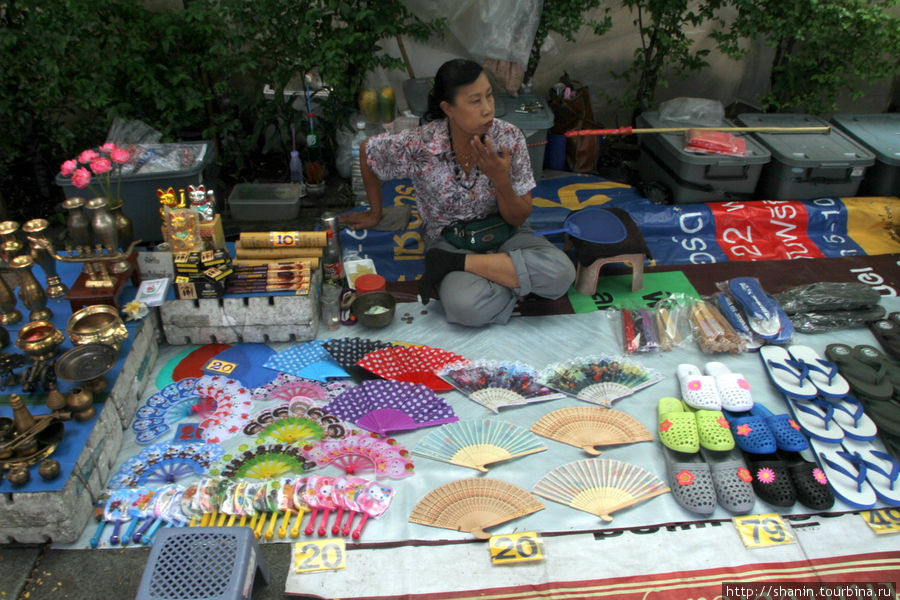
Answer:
227, 183, 303, 221
735, 113, 875, 200
56, 142, 213, 243
496, 93, 554, 182
636, 112, 771, 203
831, 113, 900, 196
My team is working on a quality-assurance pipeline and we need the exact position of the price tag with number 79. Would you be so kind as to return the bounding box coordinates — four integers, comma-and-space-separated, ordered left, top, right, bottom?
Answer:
732, 514, 795, 548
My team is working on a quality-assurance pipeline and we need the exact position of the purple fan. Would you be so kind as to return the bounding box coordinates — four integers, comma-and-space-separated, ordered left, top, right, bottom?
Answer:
323, 380, 458, 436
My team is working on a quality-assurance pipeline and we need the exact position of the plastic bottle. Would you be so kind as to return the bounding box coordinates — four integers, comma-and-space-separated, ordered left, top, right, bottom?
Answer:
289, 150, 303, 183
322, 229, 344, 286
350, 120, 368, 206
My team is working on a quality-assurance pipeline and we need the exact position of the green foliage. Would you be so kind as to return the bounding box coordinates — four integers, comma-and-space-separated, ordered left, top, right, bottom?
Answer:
525, 0, 612, 86
720, 0, 900, 114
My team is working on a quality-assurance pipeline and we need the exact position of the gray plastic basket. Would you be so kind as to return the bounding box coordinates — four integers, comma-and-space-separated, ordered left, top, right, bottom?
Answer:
135, 527, 269, 600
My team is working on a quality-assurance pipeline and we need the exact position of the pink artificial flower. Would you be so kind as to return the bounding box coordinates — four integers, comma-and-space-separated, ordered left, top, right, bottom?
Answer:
737, 467, 752, 482
99, 142, 116, 153
756, 467, 776, 484
71, 167, 92, 189
788, 419, 801, 431
659, 419, 673, 433
675, 469, 695, 486
737, 378, 750, 390
736, 423, 753, 437
716, 416, 730, 429
110, 146, 132, 164
812, 468, 828, 485
89, 157, 112, 175
687, 380, 702, 391
60, 159, 78, 176
78, 149, 99, 164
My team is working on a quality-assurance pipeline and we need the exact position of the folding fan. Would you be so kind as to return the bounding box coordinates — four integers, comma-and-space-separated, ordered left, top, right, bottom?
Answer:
323, 337, 396, 380
413, 419, 547, 472
302, 429, 415, 479
408, 478, 544, 539
107, 441, 225, 489
322, 380, 458, 435
210, 443, 316, 480
242, 400, 345, 444
538, 355, 663, 407
356, 345, 468, 391
437, 359, 564, 413
193, 374, 254, 444
253, 372, 331, 404
263, 341, 350, 381
532, 458, 669, 522
530, 407, 653, 455
131, 377, 201, 444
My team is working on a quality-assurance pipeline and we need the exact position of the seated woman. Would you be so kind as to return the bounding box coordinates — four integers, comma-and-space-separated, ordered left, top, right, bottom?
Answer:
341, 58, 575, 327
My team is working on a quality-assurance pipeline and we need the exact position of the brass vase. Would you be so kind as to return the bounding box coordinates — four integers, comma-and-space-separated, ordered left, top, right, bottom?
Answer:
87, 197, 129, 274
0, 273, 21, 325
108, 198, 133, 274
62, 197, 92, 252
0, 220, 26, 264
10, 255, 51, 321
22, 218, 67, 298
66, 386, 95, 421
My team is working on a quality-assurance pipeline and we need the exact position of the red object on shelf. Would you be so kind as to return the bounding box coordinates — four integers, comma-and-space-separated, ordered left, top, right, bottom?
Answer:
354, 274, 386, 294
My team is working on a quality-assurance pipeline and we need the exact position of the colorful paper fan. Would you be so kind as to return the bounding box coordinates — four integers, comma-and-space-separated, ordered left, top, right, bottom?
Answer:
538, 355, 663, 407
323, 380, 458, 435
201, 343, 277, 389
302, 429, 415, 479
211, 443, 316, 480
530, 407, 653, 455
323, 337, 395, 379
263, 341, 350, 381
438, 359, 564, 413
243, 400, 346, 444
408, 478, 544, 539
356, 345, 468, 391
413, 420, 547, 472
131, 377, 201, 444
193, 374, 254, 444
107, 441, 224, 489
532, 459, 669, 522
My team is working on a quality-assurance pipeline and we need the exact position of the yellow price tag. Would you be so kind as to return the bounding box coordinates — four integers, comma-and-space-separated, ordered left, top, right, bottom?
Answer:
293, 538, 346, 573
488, 531, 544, 565
861, 508, 900, 535
204, 359, 236, 374
271, 232, 301, 247
732, 514, 794, 548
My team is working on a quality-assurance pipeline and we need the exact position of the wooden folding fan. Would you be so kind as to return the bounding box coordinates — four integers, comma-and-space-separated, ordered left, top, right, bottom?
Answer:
413, 420, 547, 472
530, 407, 652, 455
408, 478, 544, 539
533, 459, 669, 522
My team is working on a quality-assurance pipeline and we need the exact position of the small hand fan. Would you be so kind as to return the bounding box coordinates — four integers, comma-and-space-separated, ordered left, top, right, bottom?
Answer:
323, 379, 458, 435
413, 419, 547, 472
243, 400, 345, 444
263, 341, 350, 381
107, 441, 224, 489
210, 443, 316, 480
409, 478, 544, 539
530, 407, 653, 455
346, 480, 395, 539
532, 458, 669, 522
302, 429, 415, 479
193, 374, 254, 443
538, 355, 663, 407
438, 359, 564, 413
357, 345, 468, 391
302, 475, 339, 536
131, 377, 201, 444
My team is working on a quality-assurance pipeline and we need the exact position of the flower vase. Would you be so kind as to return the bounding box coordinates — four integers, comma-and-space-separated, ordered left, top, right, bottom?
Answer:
0, 220, 26, 264
22, 218, 68, 299
0, 274, 21, 326
108, 198, 134, 274
86, 197, 126, 274
62, 197, 93, 253
9, 255, 52, 321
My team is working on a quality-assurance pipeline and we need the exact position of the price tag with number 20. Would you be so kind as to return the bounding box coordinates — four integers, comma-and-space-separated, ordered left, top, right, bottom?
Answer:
489, 532, 544, 565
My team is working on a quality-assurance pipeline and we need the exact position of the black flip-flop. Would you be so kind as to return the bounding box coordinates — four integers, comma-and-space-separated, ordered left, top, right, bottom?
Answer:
824, 344, 894, 400
777, 450, 834, 511
869, 313, 900, 361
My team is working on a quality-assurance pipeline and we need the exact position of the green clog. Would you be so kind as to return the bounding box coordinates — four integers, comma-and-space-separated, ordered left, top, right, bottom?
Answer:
657, 396, 699, 453
691, 407, 736, 452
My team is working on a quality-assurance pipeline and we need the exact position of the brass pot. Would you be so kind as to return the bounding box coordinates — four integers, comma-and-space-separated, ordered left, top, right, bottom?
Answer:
7, 465, 30, 487
38, 459, 60, 480
16, 320, 64, 361
66, 304, 128, 350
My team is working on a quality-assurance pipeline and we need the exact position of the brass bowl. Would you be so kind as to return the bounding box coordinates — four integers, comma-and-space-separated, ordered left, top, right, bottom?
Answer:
66, 305, 128, 350
350, 291, 397, 328
16, 320, 64, 361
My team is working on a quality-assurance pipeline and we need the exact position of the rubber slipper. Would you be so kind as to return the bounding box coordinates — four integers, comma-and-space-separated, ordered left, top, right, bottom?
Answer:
857, 394, 900, 438
714, 292, 764, 351
658, 396, 699, 453
728, 277, 782, 339
764, 293, 795, 345
704, 362, 753, 411
748, 403, 809, 452
689, 406, 735, 451
759, 345, 818, 399
809, 438, 877, 509
842, 438, 900, 506
777, 450, 834, 511
852, 344, 900, 390
663, 445, 717, 515
786, 345, 850, 399
818, 395, 878, 442
677, 363, 720, 410
722, 409, 777, 454
700, 446, 755, 514
741, 451, 796, 507
782, 396, 845, 443
868, 314, 900, 361
824, 343, 893, 401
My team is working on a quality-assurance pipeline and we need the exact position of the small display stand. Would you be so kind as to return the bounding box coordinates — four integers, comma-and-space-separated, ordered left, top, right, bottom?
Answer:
65, 252, 141, 312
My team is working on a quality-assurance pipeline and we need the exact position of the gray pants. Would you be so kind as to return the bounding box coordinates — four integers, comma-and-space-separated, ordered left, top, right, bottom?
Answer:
431, 227, 576, 327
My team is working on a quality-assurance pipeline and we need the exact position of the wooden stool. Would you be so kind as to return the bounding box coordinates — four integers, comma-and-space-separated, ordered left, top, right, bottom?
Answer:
575, 252, 645, 295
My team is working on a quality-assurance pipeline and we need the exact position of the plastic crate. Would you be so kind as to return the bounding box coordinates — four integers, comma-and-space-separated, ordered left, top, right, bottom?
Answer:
831, 113, 900, 196
497, 93, 553, 182
227, 183, 303, 221
56, 142, 214, 243
636, 112, 771, 203
735, 114, 875, 200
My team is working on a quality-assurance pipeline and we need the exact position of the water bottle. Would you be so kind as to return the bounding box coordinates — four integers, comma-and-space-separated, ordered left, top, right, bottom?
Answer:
350, 120, 368, 206
289, 150, 303, 183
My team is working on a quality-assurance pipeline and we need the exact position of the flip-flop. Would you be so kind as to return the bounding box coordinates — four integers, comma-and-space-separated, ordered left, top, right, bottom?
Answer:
663, 445, 717, 515
658, 396, 699, 453
677, 364, 720, 410
868, 313, 900, 361
741, 451, 796, 507
700, 446, 755, 514
688, 406, 735, 451
704, 362, 754, 411
819, 395, 878, 442
852, 345, 900, 391
777, 450, 834, 511
787, 345, 850, 399
759, 345, 818, 399
748, 403, 809, 452
824, 344, 894, 401
728, 277, 782, 339
856, 394, 900, 438
782, 396, 845, 443
809, 438, 877, 509
842, 438, 900, 506
714, 292, 764, 351
722, 408, 777, 454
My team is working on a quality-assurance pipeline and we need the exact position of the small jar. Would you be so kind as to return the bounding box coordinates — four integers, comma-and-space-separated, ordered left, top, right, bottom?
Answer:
354, 273, 386, 294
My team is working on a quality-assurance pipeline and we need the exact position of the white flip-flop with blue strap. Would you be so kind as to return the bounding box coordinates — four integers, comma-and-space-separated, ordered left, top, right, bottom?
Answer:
809, 438, 877, 509
759, 345, 818, 399
842, 438, 900, 506
787, 345, 851, 399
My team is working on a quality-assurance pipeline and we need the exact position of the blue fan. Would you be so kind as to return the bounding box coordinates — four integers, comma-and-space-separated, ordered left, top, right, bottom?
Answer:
131, 378, 201, 444
108, 442, 224, 489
